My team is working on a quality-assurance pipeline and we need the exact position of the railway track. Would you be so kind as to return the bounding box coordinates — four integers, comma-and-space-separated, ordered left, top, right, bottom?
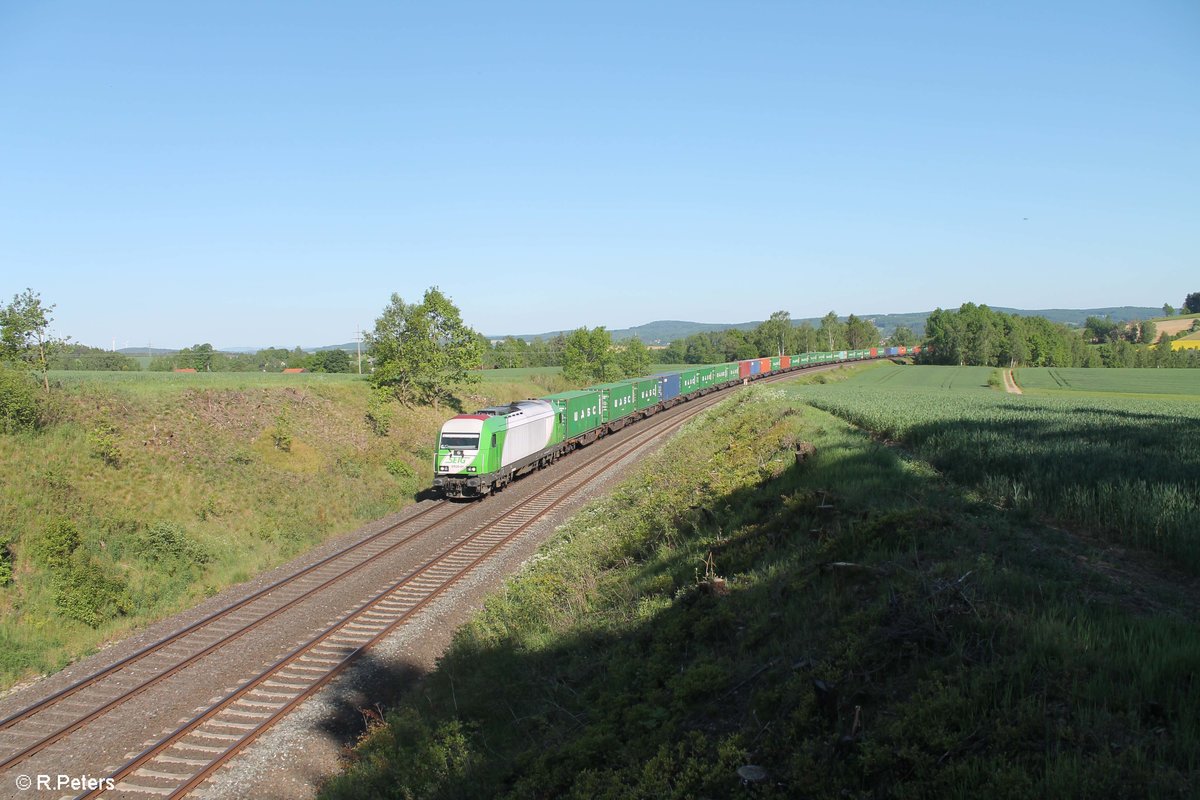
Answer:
80, 386, 727, 799
0, 364, 840, 799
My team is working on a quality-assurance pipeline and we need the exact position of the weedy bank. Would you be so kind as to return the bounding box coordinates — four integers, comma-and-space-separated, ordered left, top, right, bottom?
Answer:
0, 368, 565, 689
323, 375, 1198, 799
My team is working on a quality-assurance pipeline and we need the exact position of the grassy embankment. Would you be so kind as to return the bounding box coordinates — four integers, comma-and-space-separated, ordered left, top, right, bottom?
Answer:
0, 367, 571, 689
323, 363, 1198, 799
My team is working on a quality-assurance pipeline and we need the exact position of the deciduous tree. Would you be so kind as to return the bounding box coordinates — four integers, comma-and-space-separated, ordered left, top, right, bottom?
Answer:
890, 326, 916, 346
0, 289, 68, 391
845, 314, 880, 349
818, 311, 845, 351
562, 327, 622, 383
756, 311, 792, 357
1184, 293, 1200, 314
619, 336, 650, 377
367, 287, 483, 408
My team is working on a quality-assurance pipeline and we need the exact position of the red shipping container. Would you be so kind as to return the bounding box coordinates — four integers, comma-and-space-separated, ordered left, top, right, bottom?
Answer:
780, 356, 791, 369
898, 346, 908, 356
869, 348, 878, 358
738, 360, 752, 379
758, 358, 771, 374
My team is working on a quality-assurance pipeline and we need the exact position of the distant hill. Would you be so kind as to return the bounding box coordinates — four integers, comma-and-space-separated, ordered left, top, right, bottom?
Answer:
495, 306, 1164, 344
116, 346, 178, 356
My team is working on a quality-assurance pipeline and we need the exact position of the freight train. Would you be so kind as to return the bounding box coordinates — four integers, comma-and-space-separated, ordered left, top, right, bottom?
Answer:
432, 345, 923, 498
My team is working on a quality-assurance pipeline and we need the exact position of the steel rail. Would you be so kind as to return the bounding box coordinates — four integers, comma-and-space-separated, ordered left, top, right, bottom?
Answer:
0, 503, 478, 774
83, 387, 725, 799
0, 499, 454, 734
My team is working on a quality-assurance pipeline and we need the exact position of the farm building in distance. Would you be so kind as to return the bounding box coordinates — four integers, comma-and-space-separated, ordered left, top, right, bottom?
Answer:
282, 367, 306, 373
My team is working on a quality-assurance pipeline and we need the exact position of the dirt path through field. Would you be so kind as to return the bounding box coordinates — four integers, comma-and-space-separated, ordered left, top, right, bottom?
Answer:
1003, 369, 1023, 394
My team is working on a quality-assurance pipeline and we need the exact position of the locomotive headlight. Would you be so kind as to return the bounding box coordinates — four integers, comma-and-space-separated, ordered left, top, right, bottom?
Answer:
439, 466, 449, 472
467, 466, 477, 472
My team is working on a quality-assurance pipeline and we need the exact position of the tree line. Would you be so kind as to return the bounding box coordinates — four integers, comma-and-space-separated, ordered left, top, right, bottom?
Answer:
920, 303, 1200, 369
147, 345, 356, 373
652, 311, 905, 364
480, 311, 914, 370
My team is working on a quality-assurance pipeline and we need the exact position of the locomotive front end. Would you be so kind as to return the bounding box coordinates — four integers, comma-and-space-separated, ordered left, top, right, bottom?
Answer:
432, 414, 491, 498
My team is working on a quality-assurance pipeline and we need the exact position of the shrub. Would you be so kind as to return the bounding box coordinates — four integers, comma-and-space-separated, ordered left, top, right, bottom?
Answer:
0, 365, 40, 434
0, 535, 13, 586
87, 422, 122, 467
366, 388, 394, 437
54, 558, 131, 628
385, 458, 415, 479
270, 410, 292, 452
138, 522, 211, 567
34, 519, 81, 571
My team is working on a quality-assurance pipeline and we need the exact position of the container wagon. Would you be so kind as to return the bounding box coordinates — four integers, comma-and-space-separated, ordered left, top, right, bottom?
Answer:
620, 376, 661, 417
654, 372, 682, 405
587, 381, 637, 431
542, 390, 603, 445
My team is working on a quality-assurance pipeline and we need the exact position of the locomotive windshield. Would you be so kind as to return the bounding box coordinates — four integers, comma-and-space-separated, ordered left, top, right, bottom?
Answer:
440, 434, 480, 450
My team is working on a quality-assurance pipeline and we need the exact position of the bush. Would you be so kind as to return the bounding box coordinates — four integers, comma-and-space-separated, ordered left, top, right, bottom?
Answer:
0, 535, 13, 586
34, 519, 81, 571
54, 558, 131, 627
0, 366, 41, 434
138, 522, 211, 568
385, 458, 415, 479
366, 388, 394, 437
270, 410, 292, 452
87, 422, 122, 467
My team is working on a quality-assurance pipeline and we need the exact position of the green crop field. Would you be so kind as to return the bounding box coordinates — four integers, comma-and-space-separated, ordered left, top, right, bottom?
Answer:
47, 369, 366, 397
839, 363, 996, 390
473, 366, 562, 382
784, 366, 1200, 569
1015, 367, 1200, 397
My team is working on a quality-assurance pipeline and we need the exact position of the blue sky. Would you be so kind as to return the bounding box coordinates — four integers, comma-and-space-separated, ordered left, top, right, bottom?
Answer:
1, 1, 1197, 348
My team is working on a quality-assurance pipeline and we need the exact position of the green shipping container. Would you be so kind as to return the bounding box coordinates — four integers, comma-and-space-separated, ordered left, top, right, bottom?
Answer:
542, 390, 603, 438
619, 377, 661, 411
587, 381, 637, 424
770, 356, 782, 371
679, 368, 702, 395
624, 376, 662, 412
697, 366, 717, 390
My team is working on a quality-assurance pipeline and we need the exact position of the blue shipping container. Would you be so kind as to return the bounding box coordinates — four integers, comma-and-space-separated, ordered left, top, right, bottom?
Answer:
654, 372, 682, 402
750, 360, 762, 375
886, 347, 899, 357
